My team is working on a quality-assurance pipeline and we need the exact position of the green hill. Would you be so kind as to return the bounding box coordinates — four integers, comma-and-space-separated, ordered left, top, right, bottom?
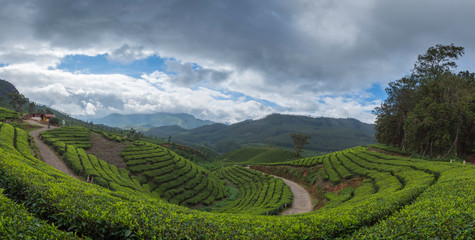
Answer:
220, 147, 297, 164
0, 123, 473, 239
146, 113, 376, 153
39, 126, 228, 206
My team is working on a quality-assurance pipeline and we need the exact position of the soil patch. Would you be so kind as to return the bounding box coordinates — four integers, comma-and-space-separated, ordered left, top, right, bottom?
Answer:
86, 132, 131, 168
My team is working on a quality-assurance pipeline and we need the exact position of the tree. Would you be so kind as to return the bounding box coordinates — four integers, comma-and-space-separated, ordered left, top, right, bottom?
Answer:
28, 102, 36, 113
374, 44, 475, 158
413, 43, 464, 77
290, 133, 311, 157
49, 117, 61, 126
8, 91, 28, 113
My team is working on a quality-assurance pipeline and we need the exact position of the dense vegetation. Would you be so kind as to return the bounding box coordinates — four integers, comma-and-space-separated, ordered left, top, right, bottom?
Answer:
374, 44, 475, 158
39, 127, 150, 196
1, 121, 473, 239
146, 113, 375, 154
0, 107, 18, 121
41, 126, 92, 149
214, 165, 292, 215
121, 141, 228, 205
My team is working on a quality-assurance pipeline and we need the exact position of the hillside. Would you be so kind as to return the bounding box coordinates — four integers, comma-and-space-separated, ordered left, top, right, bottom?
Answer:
91, 112, 215, 130
146, 113, 376, 153
0, 122, 473, 238
39, 126, 228, 206
0, 79, 20, 109
220, 147, 297, 164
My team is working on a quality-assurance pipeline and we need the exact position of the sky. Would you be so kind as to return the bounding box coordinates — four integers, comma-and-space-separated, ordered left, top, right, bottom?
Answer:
0, 0, 474, 124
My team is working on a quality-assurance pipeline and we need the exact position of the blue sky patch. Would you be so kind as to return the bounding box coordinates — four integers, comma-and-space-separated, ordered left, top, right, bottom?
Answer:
57, 54, 168, 78
366, 83, 387, 101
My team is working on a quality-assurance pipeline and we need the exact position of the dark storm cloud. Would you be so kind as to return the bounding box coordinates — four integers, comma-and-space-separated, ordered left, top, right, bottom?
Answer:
24, 0, 474, 94
1, 0, 474, 123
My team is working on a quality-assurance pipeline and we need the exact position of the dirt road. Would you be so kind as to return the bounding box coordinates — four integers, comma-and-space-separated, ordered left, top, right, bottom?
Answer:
249, 166, 313, 215
278, 176, 313, 215
26, 120, 81, 180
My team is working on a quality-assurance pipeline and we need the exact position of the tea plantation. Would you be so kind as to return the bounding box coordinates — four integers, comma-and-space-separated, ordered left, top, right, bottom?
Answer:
0, 122, 474, 239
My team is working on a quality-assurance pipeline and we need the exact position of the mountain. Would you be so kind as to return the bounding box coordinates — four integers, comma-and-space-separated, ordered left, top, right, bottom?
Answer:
146, 113, 376, 154
92, 112, 215, 130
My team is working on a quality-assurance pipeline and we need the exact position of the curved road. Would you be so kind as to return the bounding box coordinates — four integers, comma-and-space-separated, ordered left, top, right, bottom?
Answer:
278, 176, 313, 215
249, 166, 313, 215
26, 120, 81, 180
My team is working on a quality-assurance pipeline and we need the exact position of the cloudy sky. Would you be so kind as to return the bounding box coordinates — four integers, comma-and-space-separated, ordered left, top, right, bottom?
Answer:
0, 0, 474, 124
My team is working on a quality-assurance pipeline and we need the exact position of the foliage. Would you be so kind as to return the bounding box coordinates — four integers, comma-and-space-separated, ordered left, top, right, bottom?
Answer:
121, 141, 228, 205
0, 189, 80, 239
0, 107, 18, 121
41, 127, 91, 149
374, 44, 475, 158
7, 91, 27, 113
0, 123, 474, 239
49, 117, 61, 125
290, 133, 311, 157
213, 166, 292, 215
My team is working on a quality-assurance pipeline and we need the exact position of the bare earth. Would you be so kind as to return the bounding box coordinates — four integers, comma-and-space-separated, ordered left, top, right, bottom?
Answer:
26, 120, 81, 180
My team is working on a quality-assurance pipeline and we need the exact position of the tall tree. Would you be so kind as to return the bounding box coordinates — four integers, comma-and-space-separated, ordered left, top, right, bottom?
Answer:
290, 133, 311, 157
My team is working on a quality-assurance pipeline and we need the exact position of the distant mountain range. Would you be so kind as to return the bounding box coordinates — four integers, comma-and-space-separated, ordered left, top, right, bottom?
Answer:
91, 113, 215, 130
146, 113, 376, 154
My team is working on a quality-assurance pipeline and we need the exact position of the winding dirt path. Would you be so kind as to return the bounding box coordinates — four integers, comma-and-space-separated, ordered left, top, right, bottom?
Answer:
277, 176, 313, 215
26, 120, 81, 180
249, 166, 313, 215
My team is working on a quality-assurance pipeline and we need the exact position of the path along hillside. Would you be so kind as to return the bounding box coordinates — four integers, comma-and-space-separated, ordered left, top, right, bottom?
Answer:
0, 121, 473, 239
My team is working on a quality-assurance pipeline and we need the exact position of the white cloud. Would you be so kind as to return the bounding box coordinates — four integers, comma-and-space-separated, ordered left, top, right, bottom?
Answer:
1, 0, 473, 125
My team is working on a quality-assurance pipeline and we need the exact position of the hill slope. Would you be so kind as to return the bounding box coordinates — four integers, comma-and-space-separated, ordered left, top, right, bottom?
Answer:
146, 113, 375, 153
1, 126, 473, 239
91, 112, 214, 130
220, 147, 297, 164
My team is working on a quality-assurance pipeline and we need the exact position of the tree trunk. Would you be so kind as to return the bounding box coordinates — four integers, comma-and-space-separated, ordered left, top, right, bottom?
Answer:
429, 140, 434, 160
443, 124, 460, 159
401, 129, 407, 152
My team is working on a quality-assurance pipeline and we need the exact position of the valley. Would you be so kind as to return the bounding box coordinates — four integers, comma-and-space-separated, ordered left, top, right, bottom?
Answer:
0, 109, 473, 238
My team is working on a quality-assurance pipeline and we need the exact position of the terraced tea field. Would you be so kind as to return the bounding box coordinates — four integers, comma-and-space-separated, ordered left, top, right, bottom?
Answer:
0, 122, 473, 239
0, 107, 18, 121
121, 141, 228, 205
214, 165, 292, 215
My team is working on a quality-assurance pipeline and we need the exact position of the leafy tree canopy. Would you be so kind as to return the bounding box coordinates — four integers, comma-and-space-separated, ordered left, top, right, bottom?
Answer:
290, 133, 311, 157
374, 44, 475, 159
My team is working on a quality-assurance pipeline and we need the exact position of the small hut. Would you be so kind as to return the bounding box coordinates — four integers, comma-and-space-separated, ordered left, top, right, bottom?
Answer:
29, 113, 55, 122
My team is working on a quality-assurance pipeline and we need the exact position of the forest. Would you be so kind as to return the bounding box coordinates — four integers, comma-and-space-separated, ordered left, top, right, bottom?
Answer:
374, 44, 475, 159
